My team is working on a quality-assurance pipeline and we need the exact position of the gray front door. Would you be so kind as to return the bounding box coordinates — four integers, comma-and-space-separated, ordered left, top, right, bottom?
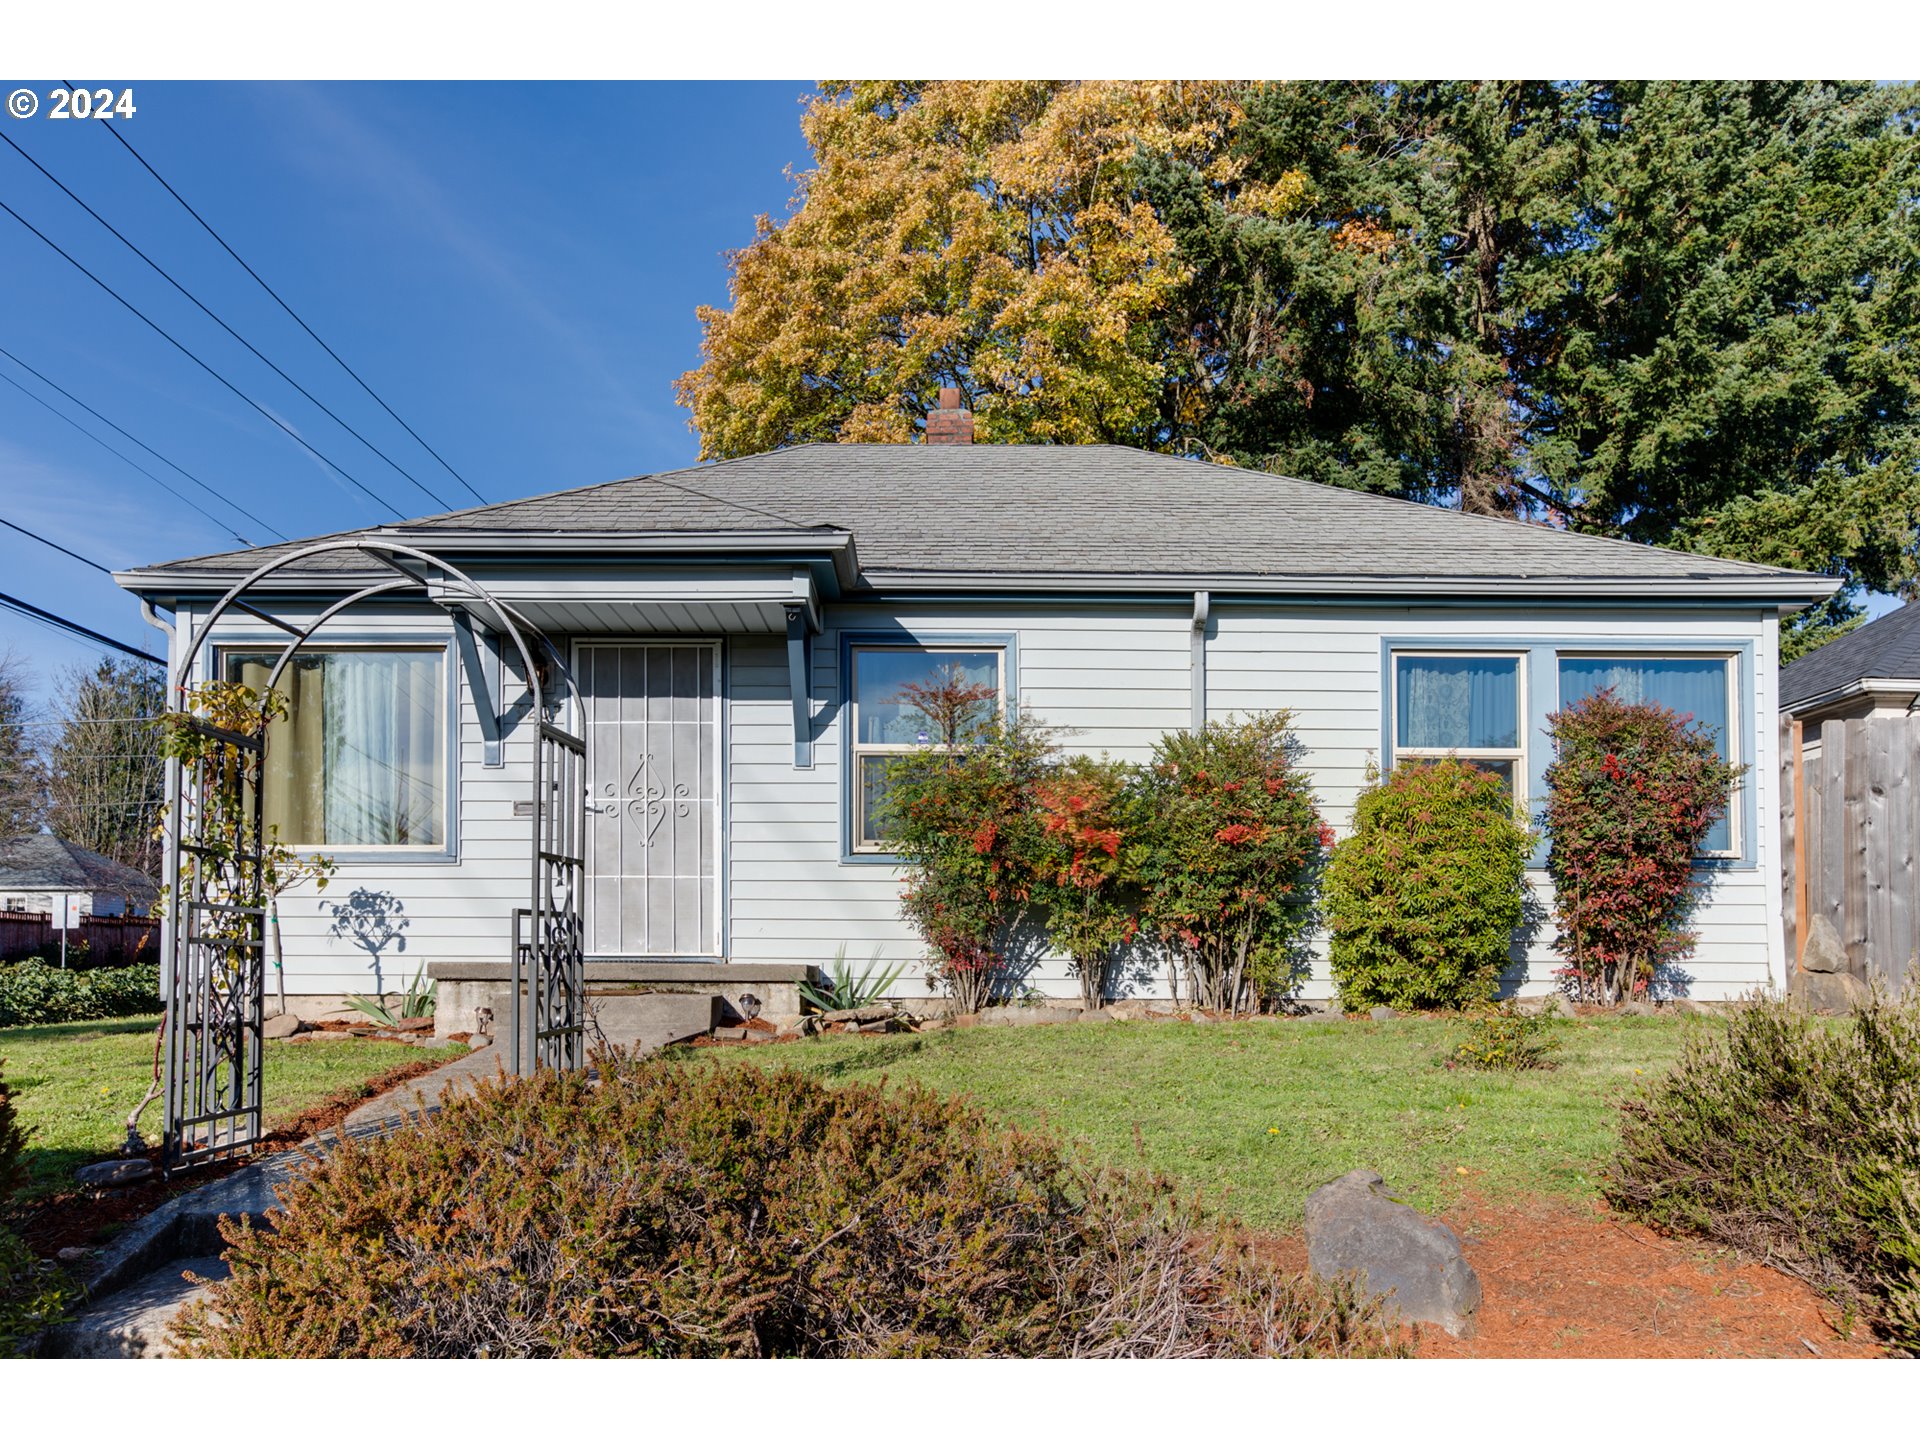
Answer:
579, 642, 721, 957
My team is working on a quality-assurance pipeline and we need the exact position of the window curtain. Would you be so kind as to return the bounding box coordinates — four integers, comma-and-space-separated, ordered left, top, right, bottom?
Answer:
322, 652, 444, 846
229, 651, 443, 846
1396, 656, 1519, 750
235, 656, 326, 843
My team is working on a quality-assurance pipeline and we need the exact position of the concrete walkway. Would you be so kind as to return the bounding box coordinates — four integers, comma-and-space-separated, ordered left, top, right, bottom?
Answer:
38, 1042, 506, 1358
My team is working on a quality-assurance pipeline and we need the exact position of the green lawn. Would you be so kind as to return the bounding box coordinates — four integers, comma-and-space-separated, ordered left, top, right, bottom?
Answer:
0, 1015, 458, 1197
715, 1014, 1702, 1230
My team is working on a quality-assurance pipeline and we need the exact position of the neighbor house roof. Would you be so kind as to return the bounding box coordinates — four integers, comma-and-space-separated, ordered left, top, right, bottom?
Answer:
0, 835, 158, 900
115, 444, 1837, 604
1780, 601, 1920, 712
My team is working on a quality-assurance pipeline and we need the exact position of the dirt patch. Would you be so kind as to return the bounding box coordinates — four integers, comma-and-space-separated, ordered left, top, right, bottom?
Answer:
19, 1051, 466, 1260
1259, 1193, 1886, 1358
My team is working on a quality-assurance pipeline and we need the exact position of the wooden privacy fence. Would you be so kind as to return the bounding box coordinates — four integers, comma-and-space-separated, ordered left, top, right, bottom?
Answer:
0, 910, 160, 966
1781, 713, 1920, 990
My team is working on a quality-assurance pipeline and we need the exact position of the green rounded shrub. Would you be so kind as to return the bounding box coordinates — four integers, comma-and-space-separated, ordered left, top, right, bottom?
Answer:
178, 1055, 1407, 1358
0, 960, 160, 1029
1325, 759, 1532, 1012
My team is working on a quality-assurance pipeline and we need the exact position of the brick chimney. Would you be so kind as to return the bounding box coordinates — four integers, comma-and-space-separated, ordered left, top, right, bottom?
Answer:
925, 386, 974, 445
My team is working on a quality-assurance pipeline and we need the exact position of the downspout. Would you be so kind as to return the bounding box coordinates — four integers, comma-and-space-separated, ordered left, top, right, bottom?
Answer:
1190, 591, 1210, 733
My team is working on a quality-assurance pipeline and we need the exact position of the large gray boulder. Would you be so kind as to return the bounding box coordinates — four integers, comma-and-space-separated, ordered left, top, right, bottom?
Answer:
1790, 965, 1871, 1016
1800, 915, 1852, 975
1304, 1170, 1482, 1338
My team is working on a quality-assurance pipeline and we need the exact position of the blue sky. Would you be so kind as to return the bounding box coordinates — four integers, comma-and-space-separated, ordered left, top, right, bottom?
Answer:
0, 81, 813, 697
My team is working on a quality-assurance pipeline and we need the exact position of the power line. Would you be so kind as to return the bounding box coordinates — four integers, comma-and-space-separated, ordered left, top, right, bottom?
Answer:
0, 347, 277, 545
0, 589, 160, 664
0, 196, 407, 522
2, 131, 454, 513
92, 118, 490, 507
0, 515, 111, 574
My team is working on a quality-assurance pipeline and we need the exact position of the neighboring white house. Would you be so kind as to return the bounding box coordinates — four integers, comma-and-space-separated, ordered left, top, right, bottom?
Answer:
114, 413, 1836, 1007
0, 834, 159, 920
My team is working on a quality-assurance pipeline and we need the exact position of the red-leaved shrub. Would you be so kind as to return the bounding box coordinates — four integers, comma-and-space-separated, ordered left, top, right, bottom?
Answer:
1541, 689, 1742, 1004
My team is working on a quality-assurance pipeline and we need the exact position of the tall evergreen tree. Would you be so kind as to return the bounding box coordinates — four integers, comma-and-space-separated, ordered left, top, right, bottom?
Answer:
43, 658, 165, 878
0, 649, 44, 837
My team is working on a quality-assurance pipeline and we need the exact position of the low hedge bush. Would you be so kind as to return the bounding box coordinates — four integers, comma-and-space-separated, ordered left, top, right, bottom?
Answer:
0, 960, 160, 1028
1606, 990, 1920, 1353
178, 1055, 1409, 1358
1325, 759, 1532, 1012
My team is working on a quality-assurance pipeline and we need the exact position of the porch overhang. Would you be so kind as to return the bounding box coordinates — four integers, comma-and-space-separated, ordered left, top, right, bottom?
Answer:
422, 563, 825, 635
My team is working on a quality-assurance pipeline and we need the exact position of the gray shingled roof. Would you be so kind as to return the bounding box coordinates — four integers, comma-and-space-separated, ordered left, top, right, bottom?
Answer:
117, 444, 1830, 595
0, 835, 158, 899
1780, 601, 1920, 709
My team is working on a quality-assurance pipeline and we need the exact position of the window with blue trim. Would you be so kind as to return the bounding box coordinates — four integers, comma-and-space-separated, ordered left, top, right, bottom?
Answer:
1557, 653, 1740, 857
849, 644, 1005, 852
1390, 651, 1527, 798
223, 646, 450, 849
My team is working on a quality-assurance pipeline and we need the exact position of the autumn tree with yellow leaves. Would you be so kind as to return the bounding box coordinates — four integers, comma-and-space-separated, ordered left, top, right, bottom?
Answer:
675, 81, 1245, 455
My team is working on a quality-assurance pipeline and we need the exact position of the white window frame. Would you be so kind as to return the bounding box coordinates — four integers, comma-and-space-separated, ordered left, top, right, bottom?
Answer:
849, 642, 1008, 854
1555, 650, 1742, 860
217, 640, 455, 855
1389, 649, 1529, 802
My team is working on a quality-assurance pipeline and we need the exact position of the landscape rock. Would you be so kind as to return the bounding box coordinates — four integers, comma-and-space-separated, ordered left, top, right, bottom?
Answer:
1790, 965, 1871, 1016
76, 1158, 155, 1189
916, 1016, 952, 1033
1800, 914, 1852, 975
261, 1013, 306, 1040
1618, 1001, 1656, 1018
1305, 1170, 1482, 1338
56, 1246, 93, 1262
712, 1026, 749, 1042
305, 1030, 355, 1042
1673, 998, 1715, 1016
1543, 994, 1579, 1020
820, 1003, 896, 1025
1076, 1009, 1116, 1024
856, 1018, 895, 1034
1367, 1005, 1394, 1022
1106, 999, 1177, 1021
397, 1016, 435, 1033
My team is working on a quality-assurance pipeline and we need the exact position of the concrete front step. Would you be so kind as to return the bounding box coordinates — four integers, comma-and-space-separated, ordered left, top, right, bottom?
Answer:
588, 991, 719, 1053
429, 960, 820, 1039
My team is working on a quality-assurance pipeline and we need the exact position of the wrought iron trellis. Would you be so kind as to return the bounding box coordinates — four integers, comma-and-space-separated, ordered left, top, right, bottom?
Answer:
159, 540, 585, 1173
160, 715, 267, 1171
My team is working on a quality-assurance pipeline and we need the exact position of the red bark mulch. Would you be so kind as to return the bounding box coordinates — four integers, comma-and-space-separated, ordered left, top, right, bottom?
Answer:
1260, 1193, 1887, 1359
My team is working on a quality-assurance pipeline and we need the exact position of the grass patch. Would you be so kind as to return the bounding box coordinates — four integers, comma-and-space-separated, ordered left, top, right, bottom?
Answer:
714, 1014, 1699, 1230
0, 1015, 455, 1197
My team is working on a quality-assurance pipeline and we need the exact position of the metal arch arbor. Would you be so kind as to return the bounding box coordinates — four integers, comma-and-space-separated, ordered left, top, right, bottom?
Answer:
158, 540, 586, 1173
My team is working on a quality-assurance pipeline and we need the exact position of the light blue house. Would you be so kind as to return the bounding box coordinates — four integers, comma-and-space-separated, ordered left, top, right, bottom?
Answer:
115, 421, 1835, 1016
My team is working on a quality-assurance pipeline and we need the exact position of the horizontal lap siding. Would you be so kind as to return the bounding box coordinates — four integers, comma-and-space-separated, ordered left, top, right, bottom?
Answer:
726, 603, 1190, 970
183, 594, 1784, 1002
1207, 605, 1782, 1001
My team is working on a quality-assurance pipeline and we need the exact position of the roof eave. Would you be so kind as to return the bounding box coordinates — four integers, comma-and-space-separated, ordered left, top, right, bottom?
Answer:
860, 570, 1844, 605
115, 529, 863, 601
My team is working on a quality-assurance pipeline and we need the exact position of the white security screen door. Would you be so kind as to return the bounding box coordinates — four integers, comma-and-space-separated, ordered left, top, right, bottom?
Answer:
579, 642, 721, 957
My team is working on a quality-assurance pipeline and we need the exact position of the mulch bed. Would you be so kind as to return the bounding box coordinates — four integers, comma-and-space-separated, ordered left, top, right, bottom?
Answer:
1259, 1194, 1887, 1359
18, 1051, 468, 1261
